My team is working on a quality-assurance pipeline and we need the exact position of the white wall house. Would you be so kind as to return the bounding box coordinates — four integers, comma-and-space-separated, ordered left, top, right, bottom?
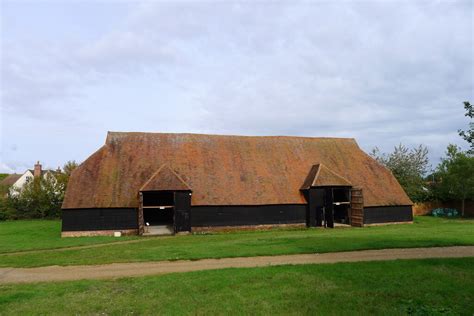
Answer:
6, 162, 59, 196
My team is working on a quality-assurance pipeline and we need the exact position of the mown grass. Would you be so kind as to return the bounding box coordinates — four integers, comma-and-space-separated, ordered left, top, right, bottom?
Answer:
0, 220, 138, 254
1, 258, 473, 315
0, 217, 473, 268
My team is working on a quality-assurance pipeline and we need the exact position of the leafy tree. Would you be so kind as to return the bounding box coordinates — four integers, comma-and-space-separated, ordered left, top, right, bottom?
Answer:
0, 161, 78, 220
56, 160, 78, 192
434, 144, 474, 216
458, 101, 473, 154
62, 160, 79, 176
370, 144, 430, 202
8, 174, 65, 219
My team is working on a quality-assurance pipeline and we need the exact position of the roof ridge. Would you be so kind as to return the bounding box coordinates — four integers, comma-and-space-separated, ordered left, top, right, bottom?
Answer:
105, 131, 357, 144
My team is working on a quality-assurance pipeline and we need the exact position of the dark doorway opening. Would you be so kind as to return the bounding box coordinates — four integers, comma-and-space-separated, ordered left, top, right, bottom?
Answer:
143, 191, 174, 207
142, 191, 174, 227
332, 188, 351, 225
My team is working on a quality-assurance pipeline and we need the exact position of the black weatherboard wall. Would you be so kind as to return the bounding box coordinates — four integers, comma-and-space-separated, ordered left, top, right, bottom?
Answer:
363, 206, 413, 224
191, 204, 307, 227
62, 208, 138, 231
61, 205, 413, 233
174, 191, 191, 232
306, 188, 324, 227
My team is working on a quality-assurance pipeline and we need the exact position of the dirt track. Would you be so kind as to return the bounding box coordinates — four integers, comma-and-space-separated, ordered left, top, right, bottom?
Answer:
1, 246, 473, 284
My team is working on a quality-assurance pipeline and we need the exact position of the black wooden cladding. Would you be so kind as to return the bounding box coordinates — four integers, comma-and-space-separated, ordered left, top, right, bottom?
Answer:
307, 189, 324, 227
62, 208, 138, 231
174, 191, 191, 232
363, 206, 413, 224
190, 205, 306, 227
62, 203, 412, 232
324, 188, 334, 228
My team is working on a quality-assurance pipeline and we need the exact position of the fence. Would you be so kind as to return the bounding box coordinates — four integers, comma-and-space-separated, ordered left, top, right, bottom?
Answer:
413, 200, 474, 217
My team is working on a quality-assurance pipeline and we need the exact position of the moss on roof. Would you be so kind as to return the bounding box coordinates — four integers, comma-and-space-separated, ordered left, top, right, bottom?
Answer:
62, 132, 412, 209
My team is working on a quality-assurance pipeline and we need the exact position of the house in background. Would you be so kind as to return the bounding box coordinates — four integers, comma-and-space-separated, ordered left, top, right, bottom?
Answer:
0, 174, 22, 189
1, 162, 59, 196
62, 132, 413, 237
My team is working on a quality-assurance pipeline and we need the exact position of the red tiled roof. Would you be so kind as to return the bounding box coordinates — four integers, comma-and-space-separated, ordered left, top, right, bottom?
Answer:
0, 174, 21, 186
140, 164, 191, 191
62, 132, 412, 209
301, 163, 352, 188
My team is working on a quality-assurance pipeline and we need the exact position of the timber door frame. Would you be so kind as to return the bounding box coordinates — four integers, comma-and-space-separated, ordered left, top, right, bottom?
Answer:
138, 190, 192, 235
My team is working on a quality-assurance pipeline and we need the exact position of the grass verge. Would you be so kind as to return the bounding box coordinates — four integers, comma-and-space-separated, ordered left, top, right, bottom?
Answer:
0, 220, 138, 254
0, 217, 473, 268
0, 258, 473, 315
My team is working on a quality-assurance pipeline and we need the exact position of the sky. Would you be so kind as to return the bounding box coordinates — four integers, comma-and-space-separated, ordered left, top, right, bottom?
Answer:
0, 0, 473, 173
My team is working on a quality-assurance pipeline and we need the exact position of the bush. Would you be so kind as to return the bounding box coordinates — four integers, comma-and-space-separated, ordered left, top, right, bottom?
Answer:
431, 208, 459, 217
0, 197, 17, 221
5, 175, 65, 220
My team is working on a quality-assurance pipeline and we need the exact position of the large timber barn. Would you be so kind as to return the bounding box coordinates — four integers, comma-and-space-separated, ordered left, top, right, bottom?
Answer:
61, 132, 413, 237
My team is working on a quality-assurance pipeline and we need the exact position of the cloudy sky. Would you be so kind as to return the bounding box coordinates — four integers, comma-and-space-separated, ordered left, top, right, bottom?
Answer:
1, 0, 473, 173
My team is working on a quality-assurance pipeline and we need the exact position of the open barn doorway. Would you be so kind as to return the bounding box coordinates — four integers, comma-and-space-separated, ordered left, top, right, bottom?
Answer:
141, 191, 175, 235
321, 187, 352, 228
331, 188, 351, 225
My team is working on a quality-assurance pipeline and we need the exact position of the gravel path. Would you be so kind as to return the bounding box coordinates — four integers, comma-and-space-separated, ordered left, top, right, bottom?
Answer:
1, 246, 473, 284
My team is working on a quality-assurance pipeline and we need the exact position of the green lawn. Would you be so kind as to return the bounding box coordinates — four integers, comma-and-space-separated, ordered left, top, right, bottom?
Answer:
0, 217, 473, 268
1, 258, 473, 315
0, 220, 138, 254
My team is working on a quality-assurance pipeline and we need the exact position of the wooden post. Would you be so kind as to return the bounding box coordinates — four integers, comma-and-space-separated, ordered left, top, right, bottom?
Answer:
138, 192, 144, 235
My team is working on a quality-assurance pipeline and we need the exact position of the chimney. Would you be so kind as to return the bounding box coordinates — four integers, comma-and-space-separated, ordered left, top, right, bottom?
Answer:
34, 161, 42, 178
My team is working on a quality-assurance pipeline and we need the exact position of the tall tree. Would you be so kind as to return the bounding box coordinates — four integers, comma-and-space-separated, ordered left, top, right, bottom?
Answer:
370, 144, 430, 202
56, 160, 79, 192
8, 174, 64, 219
435, 144, 474, 216
1, 161, 79, 220
458, 101, 474, 154
62, 160, 79, 176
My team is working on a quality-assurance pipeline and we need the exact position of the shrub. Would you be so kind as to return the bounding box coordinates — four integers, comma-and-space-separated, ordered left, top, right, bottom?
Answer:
431, 208, 459, 217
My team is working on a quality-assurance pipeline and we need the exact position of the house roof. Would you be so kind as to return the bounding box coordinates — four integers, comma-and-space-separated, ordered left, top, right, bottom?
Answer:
0, 174, 21, 186
28, 169, 60, 177
140, 164, 191, 192
301, 163, 352, 189
62, 132, 412, 209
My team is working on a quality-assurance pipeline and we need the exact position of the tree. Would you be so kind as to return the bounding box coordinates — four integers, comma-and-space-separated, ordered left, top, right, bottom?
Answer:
370, 144, 430, 202
8, 174, 65, 219
1, 160, 78, 220
56, 160, 78, 192
458, 101, 474, 154
434, 144, 474, 216
62, 160, 79, 176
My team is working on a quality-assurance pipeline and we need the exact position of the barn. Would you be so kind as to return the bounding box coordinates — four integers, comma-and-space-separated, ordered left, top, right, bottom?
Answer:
61, 132, 413, 237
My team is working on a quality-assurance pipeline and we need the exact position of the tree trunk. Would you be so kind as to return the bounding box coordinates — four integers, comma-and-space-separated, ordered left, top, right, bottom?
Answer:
461, 198, 465, 217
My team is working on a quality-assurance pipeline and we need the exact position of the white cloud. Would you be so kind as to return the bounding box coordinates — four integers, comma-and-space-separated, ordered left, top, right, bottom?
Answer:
0, 162, 14, 173
0, 1, 472, 172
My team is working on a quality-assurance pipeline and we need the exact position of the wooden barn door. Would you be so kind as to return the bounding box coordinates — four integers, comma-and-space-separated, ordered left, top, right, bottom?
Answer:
324, 188, 334, 228
174, 191, 191, 233
350, 188, 364, 227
